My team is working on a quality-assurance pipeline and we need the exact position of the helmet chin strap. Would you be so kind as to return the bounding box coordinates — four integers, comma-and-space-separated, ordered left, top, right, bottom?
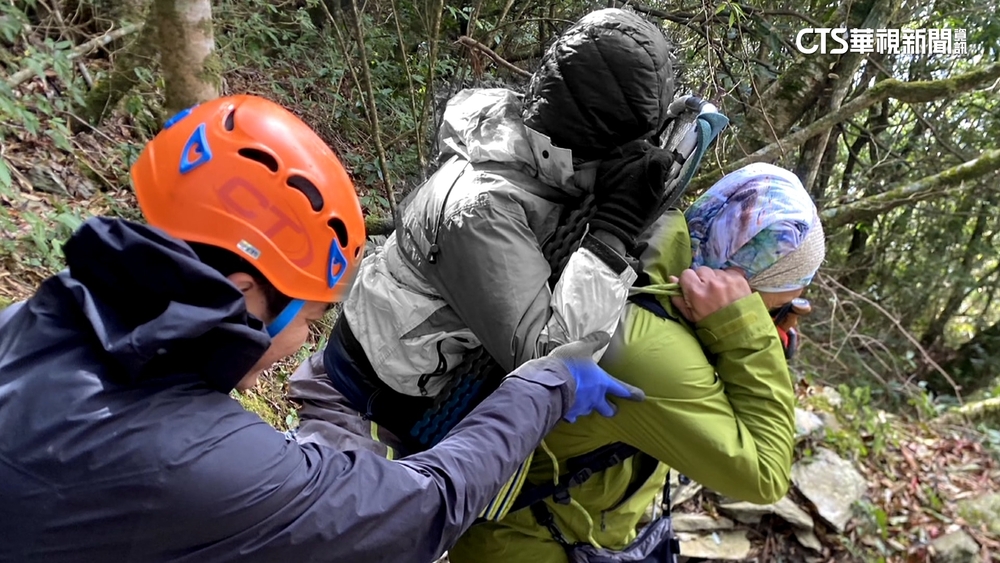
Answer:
266, 299, 306, 337
267, 238, 348, 338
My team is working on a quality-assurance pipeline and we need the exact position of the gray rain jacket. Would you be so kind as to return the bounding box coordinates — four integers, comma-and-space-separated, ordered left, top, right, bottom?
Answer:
345, 88, 637, 397
0, 217, 580, 563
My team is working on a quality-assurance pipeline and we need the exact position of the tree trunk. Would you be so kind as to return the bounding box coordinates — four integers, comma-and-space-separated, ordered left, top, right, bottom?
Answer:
919, 198, 996, 349
932, 319, 1000, 395
840, 224, 872, 290
820, 147, 1000, 229
739, 0, 898, 152
154, 0, 219, 117
78, 12, 158, 126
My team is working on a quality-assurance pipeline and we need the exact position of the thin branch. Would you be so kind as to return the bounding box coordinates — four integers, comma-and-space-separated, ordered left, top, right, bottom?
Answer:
47, 0, 96, 90
489, 16, 576, 32
820, 147, 1000, 228
389, 0, 427, 177
456, 35, 530, 77
704, 62, 1000, 185
492, 0, 518, 41
417, 0, 446, 168
7, 23, 141, 88
339, 1, 396, 220
321, 2, 397, 225
467, 0, 484, 42
496, 0, 538, 56
822, 274, 964, 402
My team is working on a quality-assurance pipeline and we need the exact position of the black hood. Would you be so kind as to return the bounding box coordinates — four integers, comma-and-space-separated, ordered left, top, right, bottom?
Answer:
522, 8, 675, 161
47, 217, 270, 392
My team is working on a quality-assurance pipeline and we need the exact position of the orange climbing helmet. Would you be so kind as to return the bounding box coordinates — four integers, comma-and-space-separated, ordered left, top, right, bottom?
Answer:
130, 95, 366, 309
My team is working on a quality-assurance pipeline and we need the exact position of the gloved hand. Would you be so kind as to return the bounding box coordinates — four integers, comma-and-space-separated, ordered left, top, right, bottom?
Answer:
589, 139, 675, 251
547, 332, 646, 423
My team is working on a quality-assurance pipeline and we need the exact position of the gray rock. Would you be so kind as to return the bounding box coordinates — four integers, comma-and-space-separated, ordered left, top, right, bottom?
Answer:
671, 513, 736, 533
669, 475, 703, 509
717, 495, 822, 552
718, 497, 815, 529
957, 493, 1000, 536
818, 386, 843, 408
795, 408, 826, 439
794, 528, 824, 552
791, 447, 867, 532
677, 531, 751, 560
817, 411, 841, 433
931, 530, 981, 563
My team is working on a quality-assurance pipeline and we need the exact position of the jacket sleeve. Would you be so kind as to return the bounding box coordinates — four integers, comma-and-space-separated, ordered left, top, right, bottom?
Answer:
165, 358, 576, 563
0, 301, 24, 327
421, 181, 636, 372
596, 294, 795, 504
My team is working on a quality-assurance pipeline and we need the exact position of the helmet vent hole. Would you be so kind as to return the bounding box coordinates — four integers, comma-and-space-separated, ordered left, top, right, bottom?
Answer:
224, 110, 235, 131
238, 148, 279, 173
328, 218, 349, 248
287, 175, 325, 212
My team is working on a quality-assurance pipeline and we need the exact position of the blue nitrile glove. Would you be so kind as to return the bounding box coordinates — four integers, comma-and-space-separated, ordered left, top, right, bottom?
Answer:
548, 332, 646, 423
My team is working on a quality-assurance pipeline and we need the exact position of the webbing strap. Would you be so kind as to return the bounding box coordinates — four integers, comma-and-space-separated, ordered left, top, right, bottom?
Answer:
627, 293, 670, 319
507, 442, 641, 514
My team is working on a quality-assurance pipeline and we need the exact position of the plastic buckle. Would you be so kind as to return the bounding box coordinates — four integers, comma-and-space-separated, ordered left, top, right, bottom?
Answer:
571, 467, 593, 486
553, 489, 572, 505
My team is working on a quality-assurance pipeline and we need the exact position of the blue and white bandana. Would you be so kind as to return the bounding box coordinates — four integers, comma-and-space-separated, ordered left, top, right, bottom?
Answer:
685, 163, 825, 291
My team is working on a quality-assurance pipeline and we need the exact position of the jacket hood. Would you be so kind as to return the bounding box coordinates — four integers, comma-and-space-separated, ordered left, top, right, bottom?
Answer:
522, 9, 675, 161
436, 88, 584, 195
53, 217, 271, 392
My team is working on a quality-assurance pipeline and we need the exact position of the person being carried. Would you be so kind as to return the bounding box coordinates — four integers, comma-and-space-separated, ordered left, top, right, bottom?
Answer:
290, 8, 678, 462
0, 95, 642, 563
447, 163, 827, 562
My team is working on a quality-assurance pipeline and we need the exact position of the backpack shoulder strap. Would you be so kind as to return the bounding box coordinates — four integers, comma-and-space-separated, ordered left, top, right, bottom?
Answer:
507, 442, 641, 514
628, 292, 670, 319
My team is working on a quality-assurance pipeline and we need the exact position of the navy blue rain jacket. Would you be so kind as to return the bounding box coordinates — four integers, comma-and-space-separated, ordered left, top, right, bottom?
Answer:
0, 217, 576, 563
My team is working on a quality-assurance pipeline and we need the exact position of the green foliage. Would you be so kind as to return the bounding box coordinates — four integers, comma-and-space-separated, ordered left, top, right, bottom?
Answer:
0, 2, 146, 280
849, 499, 892, 560
0, 204, 88, 271
980, 424, 1000, 460
212, 0, 434, 211
233, 309, 337, 429
824, 385, 898, 460
0, 158, 11, 194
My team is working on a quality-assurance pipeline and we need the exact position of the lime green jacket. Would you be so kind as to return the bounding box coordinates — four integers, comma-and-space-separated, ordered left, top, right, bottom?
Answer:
450, 211, 796, 563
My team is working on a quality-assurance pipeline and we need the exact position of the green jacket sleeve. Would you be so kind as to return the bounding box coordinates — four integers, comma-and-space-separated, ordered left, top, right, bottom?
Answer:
597, 293, 795, 504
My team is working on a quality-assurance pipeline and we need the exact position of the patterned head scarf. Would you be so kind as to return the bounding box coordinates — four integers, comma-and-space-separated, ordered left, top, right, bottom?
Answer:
685, 163, 825, 292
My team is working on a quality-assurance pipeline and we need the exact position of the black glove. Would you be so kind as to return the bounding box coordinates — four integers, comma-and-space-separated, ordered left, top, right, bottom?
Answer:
589, 139, 675, 251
